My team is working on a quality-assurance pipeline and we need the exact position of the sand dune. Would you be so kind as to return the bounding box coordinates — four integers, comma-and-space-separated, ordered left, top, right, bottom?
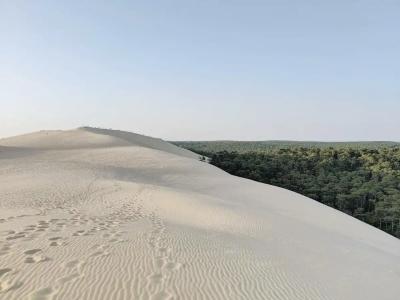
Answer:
0, 128, 399, 300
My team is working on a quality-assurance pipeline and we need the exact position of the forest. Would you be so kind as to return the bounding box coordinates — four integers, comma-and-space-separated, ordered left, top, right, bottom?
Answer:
174, 142, 400, 238
173, 140, 400, 153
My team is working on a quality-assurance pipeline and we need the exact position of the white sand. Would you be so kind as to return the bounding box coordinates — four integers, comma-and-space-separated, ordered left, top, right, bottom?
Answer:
0, 128, 399, 300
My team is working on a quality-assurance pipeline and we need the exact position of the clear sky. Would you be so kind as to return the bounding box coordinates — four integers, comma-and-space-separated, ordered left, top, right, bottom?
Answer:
1, 1, 399, 141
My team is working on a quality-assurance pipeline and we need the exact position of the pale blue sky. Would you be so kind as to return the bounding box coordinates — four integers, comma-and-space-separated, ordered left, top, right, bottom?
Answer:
1, 0, 399, 140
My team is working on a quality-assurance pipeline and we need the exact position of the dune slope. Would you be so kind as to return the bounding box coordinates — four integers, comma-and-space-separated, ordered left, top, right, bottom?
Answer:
0, 128, 399, 300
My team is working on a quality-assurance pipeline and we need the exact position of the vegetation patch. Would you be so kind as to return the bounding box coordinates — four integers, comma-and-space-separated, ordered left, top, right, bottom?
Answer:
174, 142, 400, 238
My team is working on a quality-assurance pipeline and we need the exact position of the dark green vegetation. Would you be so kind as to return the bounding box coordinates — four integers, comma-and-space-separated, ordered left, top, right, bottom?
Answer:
173, 142, 400, 238
173, 141, 400, 153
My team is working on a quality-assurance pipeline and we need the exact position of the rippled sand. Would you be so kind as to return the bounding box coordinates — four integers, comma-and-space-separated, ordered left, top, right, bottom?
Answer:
0, 127, 399, 300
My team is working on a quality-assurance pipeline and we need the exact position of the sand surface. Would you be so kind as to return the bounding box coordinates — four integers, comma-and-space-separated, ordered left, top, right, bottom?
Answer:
0, 128, 399, 300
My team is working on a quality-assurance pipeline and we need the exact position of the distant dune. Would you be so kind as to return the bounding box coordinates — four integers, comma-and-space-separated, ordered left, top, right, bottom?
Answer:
0, 128, 399, 300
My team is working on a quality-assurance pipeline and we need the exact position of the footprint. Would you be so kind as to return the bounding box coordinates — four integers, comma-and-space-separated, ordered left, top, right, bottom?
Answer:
158, 248, 170, 255
37, 222, 50, 229
24, 249, 42, 255
48, 237, 63, 246
0, 280, 23, 293
63, 259, 86, 272
30, 286, 55, 300
49, 241, 62, 247
64, 260, 81, 269
1, 245, 11, 251
24, 255, 51, 264
165, 261, 182, 272
0, 245, 12, 256
0, 268, 12, 278
6, 234, 25, 240
37, 225, 49, 229
148, 273, 164, 285
72, 230, 85, 236
25, 225, 37, 231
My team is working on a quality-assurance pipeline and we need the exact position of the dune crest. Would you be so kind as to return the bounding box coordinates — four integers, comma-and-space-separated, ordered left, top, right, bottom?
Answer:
0, 127, 197, 159
0, 128, 399, 300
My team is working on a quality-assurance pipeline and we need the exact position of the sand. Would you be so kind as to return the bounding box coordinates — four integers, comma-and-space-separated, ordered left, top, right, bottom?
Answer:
0, 127, 399, 300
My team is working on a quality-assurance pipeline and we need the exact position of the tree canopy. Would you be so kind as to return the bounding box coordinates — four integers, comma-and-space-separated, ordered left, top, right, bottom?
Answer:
175, 143, 400, 238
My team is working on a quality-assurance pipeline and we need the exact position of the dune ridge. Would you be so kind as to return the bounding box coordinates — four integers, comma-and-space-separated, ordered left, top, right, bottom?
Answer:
0, 128, 399, 300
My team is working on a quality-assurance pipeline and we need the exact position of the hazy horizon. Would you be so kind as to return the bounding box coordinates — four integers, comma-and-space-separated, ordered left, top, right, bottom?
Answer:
1, 1, 399, 141
1, 126, 399, 143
